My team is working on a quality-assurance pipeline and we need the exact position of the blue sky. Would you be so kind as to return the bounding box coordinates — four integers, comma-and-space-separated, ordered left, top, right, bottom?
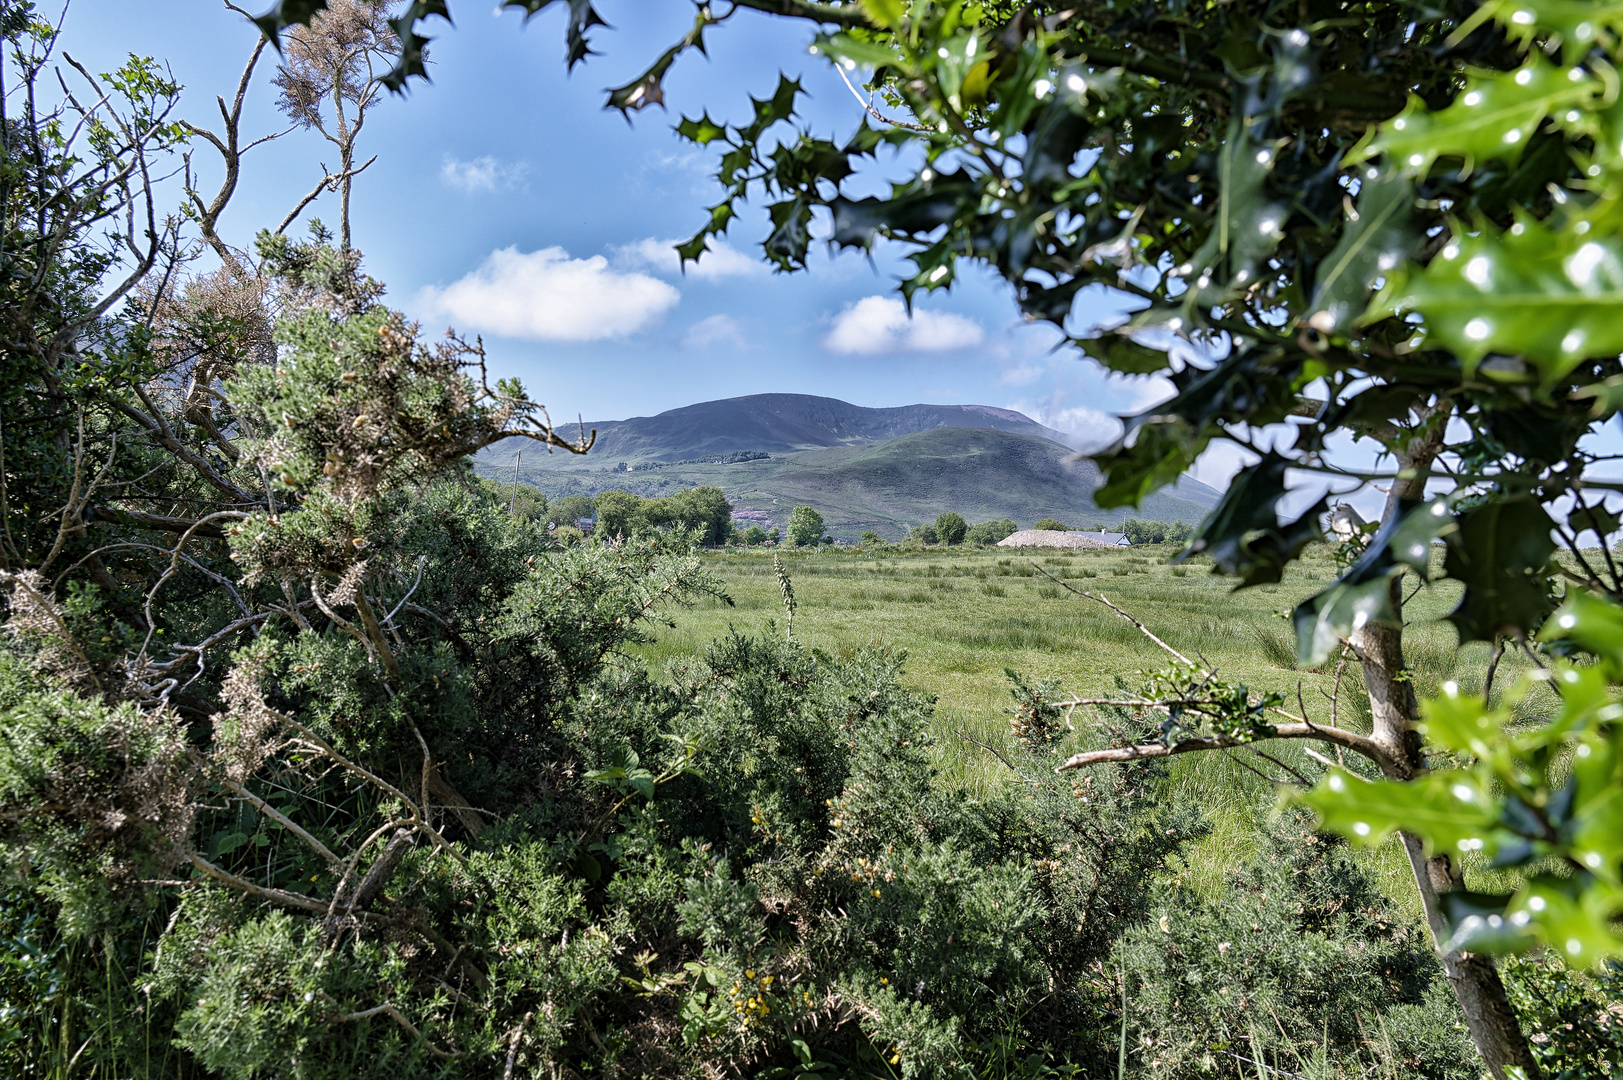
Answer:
72, 3, 1191, 462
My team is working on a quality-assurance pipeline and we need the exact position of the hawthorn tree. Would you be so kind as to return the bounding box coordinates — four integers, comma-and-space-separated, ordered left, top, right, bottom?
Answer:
244, 0, 1623, 1075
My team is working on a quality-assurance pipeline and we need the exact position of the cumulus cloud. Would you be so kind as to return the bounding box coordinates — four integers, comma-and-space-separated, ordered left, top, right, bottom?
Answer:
440, 154, 529, 193
823, 296, 985, 355
682, 314, 748, 350
613, 236, 764, 280
416, 247, 679, 342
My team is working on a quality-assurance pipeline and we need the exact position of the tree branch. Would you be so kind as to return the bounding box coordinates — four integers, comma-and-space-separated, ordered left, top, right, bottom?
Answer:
1055, 722, 1395, 774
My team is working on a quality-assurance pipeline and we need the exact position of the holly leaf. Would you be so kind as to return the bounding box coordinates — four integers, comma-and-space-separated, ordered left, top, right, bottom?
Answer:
1352, 59, 1600, 174
1300, 769, 1498, 854
1183, 121, 1288, 309
1179, 454, 1324, 585
1293, 576, 1398, 666
676, 112, 729, 146
1306, 168, 1413, 334
1539, 587, 1623, 677
1441, 890, 1537, 954
1290, 498, 1454, 664
1443, 496, 1556, 644
1388, 212, 1623, 380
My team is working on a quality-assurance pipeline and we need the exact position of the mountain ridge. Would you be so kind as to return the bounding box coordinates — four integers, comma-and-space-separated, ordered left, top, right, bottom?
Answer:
488, 393, 1079, 464
477, 393, 1222, 539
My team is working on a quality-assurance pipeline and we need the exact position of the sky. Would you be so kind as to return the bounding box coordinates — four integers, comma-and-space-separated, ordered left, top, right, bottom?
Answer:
69, 3, 1190, 446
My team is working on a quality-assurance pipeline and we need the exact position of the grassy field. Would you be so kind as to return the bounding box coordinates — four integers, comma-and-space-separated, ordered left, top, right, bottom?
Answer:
631, 540, 1544, 911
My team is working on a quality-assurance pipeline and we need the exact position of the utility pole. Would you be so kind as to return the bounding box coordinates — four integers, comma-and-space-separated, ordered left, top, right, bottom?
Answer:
509, 450, 522, 514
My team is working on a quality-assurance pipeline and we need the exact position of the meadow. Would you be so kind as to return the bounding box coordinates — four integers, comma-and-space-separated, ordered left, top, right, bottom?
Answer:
633, 540, 1541, 909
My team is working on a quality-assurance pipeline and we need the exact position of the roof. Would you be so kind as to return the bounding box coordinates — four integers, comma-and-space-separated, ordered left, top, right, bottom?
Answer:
997, 529, 1131, 549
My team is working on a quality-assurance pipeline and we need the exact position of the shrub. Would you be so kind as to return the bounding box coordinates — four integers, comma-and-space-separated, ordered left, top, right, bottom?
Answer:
860, 530, 881, 545
934, 512, 967, 545
1033, 518, 1068, 532
1111, 814, 1475, 1078
910, 523, 939, 545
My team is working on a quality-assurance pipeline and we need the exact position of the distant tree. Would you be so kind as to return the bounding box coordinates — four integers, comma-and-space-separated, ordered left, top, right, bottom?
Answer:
741, 524, 768, 546
549, 494, 595, 529
767, 527, 780, 545
965, 519, 1018, 546
667, 486, 734, 546
593, 489, 642, 539
910, 523, 938, 545
1122, 519, 1167, 545
934, 512, 967, 546
860, 530, 881, 546
1033, 518, 1069, 532
786, 506, 824, 547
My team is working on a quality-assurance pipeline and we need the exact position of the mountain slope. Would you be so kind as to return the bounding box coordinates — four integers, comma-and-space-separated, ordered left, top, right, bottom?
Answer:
481, 426, 1215, 540
484, 393, 1076, 464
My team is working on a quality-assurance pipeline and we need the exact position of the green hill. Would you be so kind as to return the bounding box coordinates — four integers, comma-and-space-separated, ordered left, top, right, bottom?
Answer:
479, 426, 1216, 542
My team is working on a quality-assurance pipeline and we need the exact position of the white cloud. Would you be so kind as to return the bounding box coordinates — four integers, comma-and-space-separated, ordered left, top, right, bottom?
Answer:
440, 154, 529, 193
1000, 362, 1045, 386
682, 314, 748, 350
614, 236, 765, 280
416, 247, 679, 342
823, 296, 984, 355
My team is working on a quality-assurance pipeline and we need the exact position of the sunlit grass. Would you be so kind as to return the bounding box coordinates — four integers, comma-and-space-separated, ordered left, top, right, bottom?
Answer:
633, 541, 1550, 913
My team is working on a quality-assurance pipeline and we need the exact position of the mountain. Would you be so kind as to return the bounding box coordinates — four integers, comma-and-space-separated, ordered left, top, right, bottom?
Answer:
484, 393, 1076, 465
475, 394, 1223, 541
713, 427, 1216, 533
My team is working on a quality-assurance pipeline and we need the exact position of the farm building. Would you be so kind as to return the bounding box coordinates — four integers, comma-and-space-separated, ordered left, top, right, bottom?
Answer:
997, 529, 1131, 549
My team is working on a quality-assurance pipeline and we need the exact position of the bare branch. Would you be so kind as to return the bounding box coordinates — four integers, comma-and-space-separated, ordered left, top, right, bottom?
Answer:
1032, 564, 1200, 669
1055, 722, 1395, 774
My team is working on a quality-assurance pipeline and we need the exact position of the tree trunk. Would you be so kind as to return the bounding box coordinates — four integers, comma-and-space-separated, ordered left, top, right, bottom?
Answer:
1349, 420, 1541, 1079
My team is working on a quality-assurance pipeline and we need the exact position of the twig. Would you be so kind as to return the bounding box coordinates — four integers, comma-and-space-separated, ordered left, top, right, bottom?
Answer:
832, 61, 931, 131
504, 1011, 535, 1080
1483, 638, 1505, 702
185, 850, 328, 913
325, 996, 461, 1060
954, 729, 1023, 774
1032, 564, 1200, 670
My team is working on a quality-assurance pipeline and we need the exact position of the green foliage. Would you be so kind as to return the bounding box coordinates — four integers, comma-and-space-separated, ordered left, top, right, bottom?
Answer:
1004, 669, 1065, 749
1112, 816, 1476, 1078
859, 530, 882, 546
1032, 518, 1068, 533
910, 522, 938, 545
786, 505, 825, 547
742, 524, 770, 546
1121, 519, 1194, 546
593, 486, 736, 545
1500, 952, 1623, 1079
0, 684, 190, 937
549, 493, 596, 528
1302, 587, 1623, 968
934, 511, 967, 546
964, 518, 1017, 546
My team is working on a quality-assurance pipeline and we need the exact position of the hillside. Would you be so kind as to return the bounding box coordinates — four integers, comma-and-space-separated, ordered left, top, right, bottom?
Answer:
482, 393, 1076, 464
479, 425, 1218, 541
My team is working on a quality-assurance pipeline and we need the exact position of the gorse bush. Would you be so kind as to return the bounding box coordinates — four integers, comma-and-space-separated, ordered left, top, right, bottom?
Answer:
1113, 814, 1476, 1079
